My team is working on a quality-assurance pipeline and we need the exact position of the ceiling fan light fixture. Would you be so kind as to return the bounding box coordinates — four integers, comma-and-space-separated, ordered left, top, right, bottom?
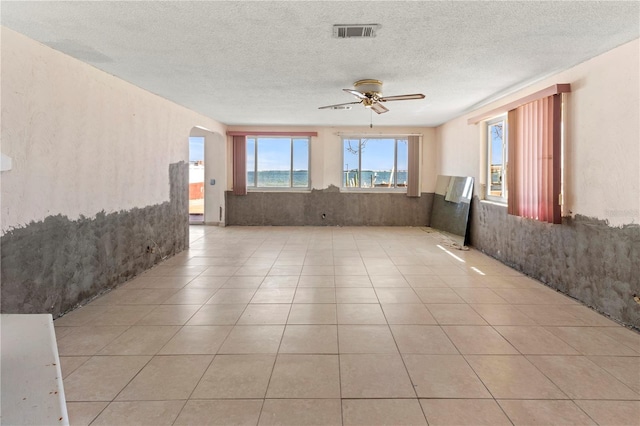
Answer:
354, 79, 383, 95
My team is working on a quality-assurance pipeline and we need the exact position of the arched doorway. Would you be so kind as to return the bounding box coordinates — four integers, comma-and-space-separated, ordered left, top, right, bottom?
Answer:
189, 127, 226, 225
188, 135, 205, 223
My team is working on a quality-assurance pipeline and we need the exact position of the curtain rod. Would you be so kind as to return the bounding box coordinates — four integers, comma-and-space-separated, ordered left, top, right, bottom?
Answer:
227, 131, 318, 137
467, 84, 571, 124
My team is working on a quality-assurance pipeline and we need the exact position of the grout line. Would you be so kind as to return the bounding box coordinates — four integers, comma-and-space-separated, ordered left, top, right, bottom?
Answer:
62, 226, 639, 425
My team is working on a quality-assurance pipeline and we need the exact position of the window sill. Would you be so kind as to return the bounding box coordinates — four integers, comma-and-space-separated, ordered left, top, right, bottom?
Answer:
243, 188, 409, 194
341, 188, 407, 194
247, 188, 311, 193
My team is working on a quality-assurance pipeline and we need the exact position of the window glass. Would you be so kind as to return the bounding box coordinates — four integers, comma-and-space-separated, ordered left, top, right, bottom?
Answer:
487, 118, 507, 201
292, 138, 309, 187
247, 137, 310, 188
246, 137, 256, 187
342, 137, 408, 190
396, 139, 409, 188
343, 139, 360, 187
362, 138, 395, 188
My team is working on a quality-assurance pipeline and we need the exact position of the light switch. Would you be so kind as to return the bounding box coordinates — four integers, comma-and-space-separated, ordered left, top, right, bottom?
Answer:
1, 153, 12, 172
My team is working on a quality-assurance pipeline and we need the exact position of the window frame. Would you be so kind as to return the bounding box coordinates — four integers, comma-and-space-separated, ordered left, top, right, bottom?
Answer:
246, 135, 311, 190
341, 136, 409, 192
485, 116, 508, 203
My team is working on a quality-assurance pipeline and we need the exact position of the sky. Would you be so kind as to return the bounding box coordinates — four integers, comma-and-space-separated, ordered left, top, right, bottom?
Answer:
247, 137, 309, 171
189, 136, 204, 162
490, 124, 504, 165
345, 138, 408, 171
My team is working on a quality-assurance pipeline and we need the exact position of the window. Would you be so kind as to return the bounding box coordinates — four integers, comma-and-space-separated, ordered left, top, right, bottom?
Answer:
343, 137, 408, 189
470, 84, 568, 223
246, 136, 310, 188
487, 117, 507, 202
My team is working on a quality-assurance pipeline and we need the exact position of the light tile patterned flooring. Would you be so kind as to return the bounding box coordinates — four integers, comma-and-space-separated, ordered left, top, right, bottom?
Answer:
56, 226, 640, 425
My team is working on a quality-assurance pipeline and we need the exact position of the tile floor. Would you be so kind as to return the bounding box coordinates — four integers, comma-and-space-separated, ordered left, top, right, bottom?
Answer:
55, 226, 640, 425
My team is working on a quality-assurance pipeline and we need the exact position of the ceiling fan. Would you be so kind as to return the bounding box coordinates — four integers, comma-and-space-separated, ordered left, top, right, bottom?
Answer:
319, 79, 425, 114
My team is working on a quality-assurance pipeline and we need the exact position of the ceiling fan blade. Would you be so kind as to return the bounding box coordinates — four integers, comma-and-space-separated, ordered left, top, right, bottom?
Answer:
342, 89, 368, 100
318, 101, 361, 110
378, 93, 425, 102
370, 102, 389, 114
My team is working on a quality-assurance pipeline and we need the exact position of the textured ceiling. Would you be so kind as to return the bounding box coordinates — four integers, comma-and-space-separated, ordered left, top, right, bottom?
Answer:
2, 1, 638, 127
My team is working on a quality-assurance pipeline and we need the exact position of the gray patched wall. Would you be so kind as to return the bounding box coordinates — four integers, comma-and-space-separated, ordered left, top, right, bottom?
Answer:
0, 162, 189, 317
469, 196, 640, 328
226, 186, 434, 227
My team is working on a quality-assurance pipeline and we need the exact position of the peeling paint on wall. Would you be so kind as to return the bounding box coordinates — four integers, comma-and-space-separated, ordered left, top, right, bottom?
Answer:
469, 196, 640, 328
0, 162, 188, 317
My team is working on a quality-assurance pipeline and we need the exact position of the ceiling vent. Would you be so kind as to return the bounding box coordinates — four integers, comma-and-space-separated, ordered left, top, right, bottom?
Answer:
333, 24, 379, 38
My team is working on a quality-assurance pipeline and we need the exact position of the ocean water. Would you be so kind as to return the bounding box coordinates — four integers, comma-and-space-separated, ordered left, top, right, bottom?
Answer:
248, 171, 309, 187
345, 171, 408, 188
247, 170, 408, 188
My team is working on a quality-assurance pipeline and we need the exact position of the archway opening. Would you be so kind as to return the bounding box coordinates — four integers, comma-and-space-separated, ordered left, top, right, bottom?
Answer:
189, 136, 205, 224
188, 127, 226, 226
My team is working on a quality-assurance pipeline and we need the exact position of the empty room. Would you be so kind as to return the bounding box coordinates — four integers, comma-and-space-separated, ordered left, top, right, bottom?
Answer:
1, 2, 638, 425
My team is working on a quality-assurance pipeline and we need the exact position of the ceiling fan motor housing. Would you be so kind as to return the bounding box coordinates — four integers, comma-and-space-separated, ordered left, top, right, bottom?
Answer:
354, 79, 383, 96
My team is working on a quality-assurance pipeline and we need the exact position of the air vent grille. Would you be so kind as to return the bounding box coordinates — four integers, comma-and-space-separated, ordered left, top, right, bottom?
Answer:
333, 24, 379, 38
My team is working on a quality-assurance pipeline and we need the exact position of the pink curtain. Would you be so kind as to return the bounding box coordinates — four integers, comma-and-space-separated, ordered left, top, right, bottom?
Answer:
232, 135, 247, 196
406, 136, 420, 197
508, 95, 561, 224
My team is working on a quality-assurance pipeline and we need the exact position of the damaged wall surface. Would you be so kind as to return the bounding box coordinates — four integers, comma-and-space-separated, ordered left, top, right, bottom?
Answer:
1, 163, 188, 317
226, 187, 434, 227
470, 199, 640, 327
1, 28, 224, 316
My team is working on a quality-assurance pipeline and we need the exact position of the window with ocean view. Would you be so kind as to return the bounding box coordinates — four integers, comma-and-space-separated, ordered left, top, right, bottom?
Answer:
247, 136, 310, 188
343, 137, 408, 190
